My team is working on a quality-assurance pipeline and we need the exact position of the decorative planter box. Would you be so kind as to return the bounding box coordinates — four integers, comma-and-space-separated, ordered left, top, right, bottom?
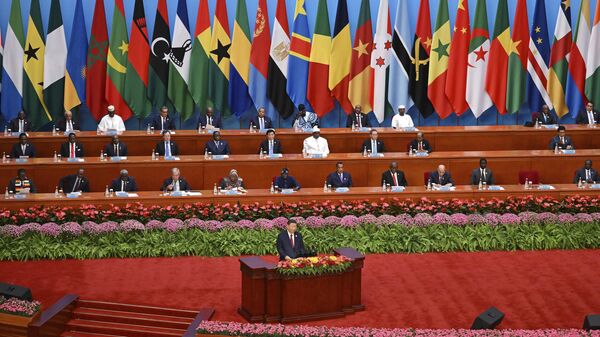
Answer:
0, 311, 40, 337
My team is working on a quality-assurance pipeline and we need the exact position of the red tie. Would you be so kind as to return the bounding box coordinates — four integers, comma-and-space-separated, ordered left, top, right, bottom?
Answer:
70, 143, 75, 158
393, 172, 398, 186
290, 234, 295, 248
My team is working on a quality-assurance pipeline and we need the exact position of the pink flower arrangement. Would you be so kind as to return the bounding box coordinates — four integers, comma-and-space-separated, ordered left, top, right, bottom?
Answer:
277, 255, 352, 276
0, 296, 41, 317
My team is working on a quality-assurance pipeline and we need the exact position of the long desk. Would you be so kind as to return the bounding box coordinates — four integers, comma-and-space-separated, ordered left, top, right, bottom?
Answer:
1, 125, 599, 157
1, 185, 598, 211
1, 150, 598, 193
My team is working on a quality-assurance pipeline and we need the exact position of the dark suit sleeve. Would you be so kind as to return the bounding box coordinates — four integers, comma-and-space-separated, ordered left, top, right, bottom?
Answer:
326, 173, 333, 187
548, 137, 556, 149
361, 139, 369, 153
160, 178, 170, 191
296, 232, 307, 256
381, 172, 388, 185
7, 180, 16, 193
277, 141, 283, 154
447, 174, 455, 186
380, 141, 385, 152
224, 142, 231, 155
276, 232, 286, 260
293, 177, 301, 190
122, 144, 128, 156
258, 140, 266, 154
173, 142, 179, 156
425, 140, 432, 152
130, 178, 138, 192
347, 174, 353, 187
78, 143, 85, 157
183, 179, 191, 191
155, 142, 162, 155
82, 179, 90, 192
400, 172, 408, 186
60, 143, 67, 157
345, 114, 353, 128
29, 181, 37, 193
470, 170, 478, 185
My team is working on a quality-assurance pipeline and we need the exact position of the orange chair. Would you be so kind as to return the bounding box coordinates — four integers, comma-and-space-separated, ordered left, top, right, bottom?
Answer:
518, 170, 539, 184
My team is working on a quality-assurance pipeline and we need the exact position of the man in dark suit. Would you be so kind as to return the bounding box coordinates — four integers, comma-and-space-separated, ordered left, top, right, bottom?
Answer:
534, 104, 557, 125
7, 169, 37, 194
346, 105, 371, 128
161, 167, 191, 192
9, 111, 32, 133
197, 107, 222, 129
429, 164, 454, 187
258, 129, 282, 154
59, 168, 90, 193
326, 161, 353, 188
250, 107, 273, 130
573, 159, 598, 184
60, 133, 85, 158
103, 135, 128, 157
205, 131, 230, 155
10, 133, 36, 158
111, 169, 137, 192
409, 132, 432, 153
274, 168, 301, 191
470, 158, 495, 186
151, 106, 176, 131
549, 125, 574, 150
276, 221, 307, 261
361, 129, 385, 154
381, 161, 407, 187
575, 102, 599, 125
56, 111, 80, 132
155, 130, 179, 157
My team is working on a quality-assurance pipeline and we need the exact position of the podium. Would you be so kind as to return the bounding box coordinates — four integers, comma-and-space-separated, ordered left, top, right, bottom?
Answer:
238, 248, 365, 323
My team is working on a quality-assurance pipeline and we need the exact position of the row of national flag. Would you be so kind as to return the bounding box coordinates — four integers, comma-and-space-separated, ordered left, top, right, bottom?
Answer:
1, 0, 600, 130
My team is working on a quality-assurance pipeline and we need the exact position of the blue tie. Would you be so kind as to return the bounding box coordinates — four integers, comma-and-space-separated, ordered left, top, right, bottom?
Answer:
269, 141, 273, 155
165, 142, 171, 157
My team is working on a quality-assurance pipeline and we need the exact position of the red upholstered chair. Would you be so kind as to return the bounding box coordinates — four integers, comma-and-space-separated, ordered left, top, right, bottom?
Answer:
424, 171, 431, 185
531, 112, 540, 123
518, 170, 539, 184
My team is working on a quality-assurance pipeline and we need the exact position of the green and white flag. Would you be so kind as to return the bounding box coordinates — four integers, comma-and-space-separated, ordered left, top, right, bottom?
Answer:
43, 0, 67, 120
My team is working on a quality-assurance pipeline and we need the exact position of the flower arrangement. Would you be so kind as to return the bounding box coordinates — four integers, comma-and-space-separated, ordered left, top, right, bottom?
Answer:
196, 321, 597, 337
0, 296, 41, 317
2, 195, 600, 226
276, 255, 352, 276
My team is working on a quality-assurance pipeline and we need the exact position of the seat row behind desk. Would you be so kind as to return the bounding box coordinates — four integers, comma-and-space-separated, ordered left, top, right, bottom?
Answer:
2, 150, 598, 193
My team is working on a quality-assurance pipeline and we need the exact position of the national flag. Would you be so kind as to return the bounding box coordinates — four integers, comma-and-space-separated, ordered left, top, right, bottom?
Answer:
168, 0, 195, 120
506, 0, 529, 114
485, 0, 510, 115
408, 0, 434, 118
567, 0, 591, 117
370, 0, 392, 123
348, 0, 373, 112
43, 0, 67, 120
0, 29, 3, 100
466, 0, 493, 118
64, 0, 88, 111
148, 0, 171, 109
106, 0, 133, 121
267, 0, 295, 118
1, 0, 24, 121
124, 0, 152, 119
329, 0, 353, 113
189, 0, 210, 111
229, 0, 252, 117
23, 0, 51, 129
249, 0, 277, 121
86, 0, 109, 121
428, 0, 453, 119
307, 0, 333, 117
287, 0, 311, 107
526, 0, 553, 112
547, 0, 572, 118
208, 0, 232, 117
388, 0, 413, 113
586, 0, 600, 105
445, 0, 470, 116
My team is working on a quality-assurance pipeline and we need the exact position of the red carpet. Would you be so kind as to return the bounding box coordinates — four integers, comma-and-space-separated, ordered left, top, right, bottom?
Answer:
1, 250, 599, 329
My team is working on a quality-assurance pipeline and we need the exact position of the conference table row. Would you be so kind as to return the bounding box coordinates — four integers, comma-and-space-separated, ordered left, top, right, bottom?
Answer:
1, 125, 599, 157
1, 150, 598, 193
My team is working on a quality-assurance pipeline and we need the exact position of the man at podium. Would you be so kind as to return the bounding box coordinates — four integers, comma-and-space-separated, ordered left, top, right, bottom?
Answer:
276, 221, 307, 261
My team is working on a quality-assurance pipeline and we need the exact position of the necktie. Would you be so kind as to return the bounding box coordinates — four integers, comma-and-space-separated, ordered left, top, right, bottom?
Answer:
269, 141, 273, 155
339, 173, 343, 183
589, 112, 595, 124
72, 177, 79, 193
208, 116, 212, 125
115, 144, 119, 157
357, 115, 361, 128
259, 118, 264, 130
174, 180, 180, 191
19, 120, 24, 132
586, 170, 590, 180
419, 142, 423, 151
165, 142, 171, 157
66, 121, 72, 132
560, 137, 564, 144
290, 234, 295, 248
481, 169, 485, 181
70, 143, 76, 158
372, 141, 377, 155
393, 172, 398, 186
161, 117, 165, 130
121, 180, 125, 192
22, 145, 26, 155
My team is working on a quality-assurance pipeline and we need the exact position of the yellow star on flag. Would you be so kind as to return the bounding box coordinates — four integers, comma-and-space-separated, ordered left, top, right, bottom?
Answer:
423, 37, 432, 49
353, 40, 369, 57
535, 26, 541, 33
118, 41, 129, 55
461, 27, 467, 34
509, 39, 522, 55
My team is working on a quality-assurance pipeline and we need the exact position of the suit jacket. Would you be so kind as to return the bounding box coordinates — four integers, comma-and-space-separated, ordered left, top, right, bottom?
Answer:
381, 170, 407, 187
258, 139, 283, 154
7, 178, 37, 194
8, 118, 32, 132
575, 110, 600, 124
205, 140, 230, 155
326, 172, 353, 188
59, 174, 90, 193
161, 177, 191, 191
10, 143, 36, 158
197, 114, 222, 129
361, 139, 385, 153
573, 168, 599, 183
534, 112, 556, 125
409, 139, 432, 153
429, 171, 455, 186
273, 176, 301, 190
55, 119, 80, 132
104, 142, 128, 157
155, 141, 179, 156
111, 178, 137, 192
151, 115, 176, 131
470, 168, 494, 185
549, 136, 574, 150
60, 142, 85, 158
276, 230, 307, 260
250, 116, 273, 129
346, 113, 370, 128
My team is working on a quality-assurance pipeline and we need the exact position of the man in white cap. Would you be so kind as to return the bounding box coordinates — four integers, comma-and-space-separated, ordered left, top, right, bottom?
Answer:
391, 105, 414, 129
97, 105, 126, 133
302, 126, 330, 156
